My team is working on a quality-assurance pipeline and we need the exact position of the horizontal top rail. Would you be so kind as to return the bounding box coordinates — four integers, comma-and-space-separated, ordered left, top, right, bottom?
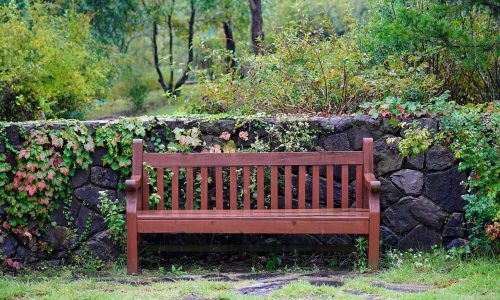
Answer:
143, 151, 364, 167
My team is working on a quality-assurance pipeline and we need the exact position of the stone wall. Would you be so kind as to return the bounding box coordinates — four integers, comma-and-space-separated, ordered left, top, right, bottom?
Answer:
0, 116, 467, 266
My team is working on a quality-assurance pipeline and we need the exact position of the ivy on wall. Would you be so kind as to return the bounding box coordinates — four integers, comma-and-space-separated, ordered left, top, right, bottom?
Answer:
1, 123, 94, 232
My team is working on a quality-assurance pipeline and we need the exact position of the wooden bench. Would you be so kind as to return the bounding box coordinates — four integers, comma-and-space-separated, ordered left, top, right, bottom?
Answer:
126, 138, 380, 274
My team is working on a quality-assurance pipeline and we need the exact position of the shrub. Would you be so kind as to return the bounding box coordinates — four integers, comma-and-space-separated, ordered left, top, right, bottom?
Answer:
192, 24, 442, 115
0, 3, 111, 121
356, 0, 499, 104
129, 82, 148, 113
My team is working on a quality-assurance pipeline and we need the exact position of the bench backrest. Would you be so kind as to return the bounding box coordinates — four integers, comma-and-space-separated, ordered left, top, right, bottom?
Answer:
131, 138, 374, 211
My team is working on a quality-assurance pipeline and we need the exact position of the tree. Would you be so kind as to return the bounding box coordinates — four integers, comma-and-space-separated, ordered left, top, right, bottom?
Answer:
147, 0, 196, 95
78, 0, 144, 53
0, 3, 110, 121
357, 0, 499, 103
249, 0, 264, 54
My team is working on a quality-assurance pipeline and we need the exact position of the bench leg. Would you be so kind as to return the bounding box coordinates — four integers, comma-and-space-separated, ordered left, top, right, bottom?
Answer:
368, 217, 380, 270
127, 218, 139, 274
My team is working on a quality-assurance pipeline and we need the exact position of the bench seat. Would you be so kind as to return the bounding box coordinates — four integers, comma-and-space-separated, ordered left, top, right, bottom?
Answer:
137, 209, 370, 234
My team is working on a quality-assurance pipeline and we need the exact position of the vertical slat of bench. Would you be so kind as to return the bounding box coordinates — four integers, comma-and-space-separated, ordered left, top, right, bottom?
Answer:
298, 166, 306, 209
327, 165, 334, 208
230, 167, 237, 210
200, 167, 208, 210
142, 166, 149, 210
186, 167, 194, 210
312, 165, 319, 209
157, 168, 164, 210
257, 166, 265, 209
271, 166, 278, 209
171, 167, 179, 210
284, 165, 292, 209
356, 165, 363, 208
216, 166, 223, 210
243, 166, 251, 210
342, 165, 348, 208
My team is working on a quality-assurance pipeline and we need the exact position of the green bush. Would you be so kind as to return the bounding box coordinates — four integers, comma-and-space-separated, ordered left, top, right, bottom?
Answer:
191, 23, 442, 115
0, 3, 111, 121
356, 0, 499, 104
129, 82, 148, 112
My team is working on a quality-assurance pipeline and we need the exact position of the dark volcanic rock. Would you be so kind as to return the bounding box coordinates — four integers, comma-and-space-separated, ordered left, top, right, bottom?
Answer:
44, 225, 71, 254
390, 169, 423, 196
374, 136, 403, 176
80, 230, 120, 260
323, 132, 351, 151
321, 234, 353, 245
380, 178, 404, 210
409, 196, 448, 229
399, 225, 442, 251
426, 145, 454, 171
91, 146, 108, 166
90, 166, 119, 189
70, 169, 90, 188
74, 185, 116, 209
381, 118, 400, 134
1, 231, 17, 257
200, 120, 236, 134
303, 176, 354, 207
405, 154, 425, 170
325, 117, 354, 132
380, 226, 400, 247
76, 206, 106, 236
347, 129, 375, 150
442, 213, 465, 238
423, 166, 467, 212
445, 238, 469, 251
382, 197, 419, 233
6, 125, 20, 146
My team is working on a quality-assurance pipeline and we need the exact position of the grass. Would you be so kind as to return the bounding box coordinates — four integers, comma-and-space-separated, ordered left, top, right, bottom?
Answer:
0, 249, 498, 299
84, 84, 200, 120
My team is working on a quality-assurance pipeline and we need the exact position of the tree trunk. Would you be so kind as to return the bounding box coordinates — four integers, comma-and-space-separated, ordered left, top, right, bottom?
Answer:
167, 4, 174, 91
174, 0, 195, 91
223, 20, 237, 71
152, 21, 169, 92
249, 0, 264, 55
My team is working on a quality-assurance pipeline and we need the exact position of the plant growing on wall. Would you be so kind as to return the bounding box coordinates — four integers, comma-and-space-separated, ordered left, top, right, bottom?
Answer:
0, 123, 94, 238
362, 93, 499, 250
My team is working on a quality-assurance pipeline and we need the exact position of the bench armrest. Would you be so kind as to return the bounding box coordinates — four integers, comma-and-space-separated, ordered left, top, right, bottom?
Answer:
126, 175, 142, 214
364, 172, 380, 214
363, 173, 381, 193
125, 175, 142, 191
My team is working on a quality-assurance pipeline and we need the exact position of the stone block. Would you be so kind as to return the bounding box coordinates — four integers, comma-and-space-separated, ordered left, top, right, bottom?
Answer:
90, 166, 119, 189
374, 136, 403, 176
423, 166, 467, 212
426, 145, 454, 171
390, 169, 424, 196
382, 197, 419, 233
398, 225, 442, 251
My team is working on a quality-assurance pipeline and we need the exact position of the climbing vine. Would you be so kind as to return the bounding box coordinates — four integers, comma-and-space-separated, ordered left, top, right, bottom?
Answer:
94, 117, 149, 179
0, 122, 94, 233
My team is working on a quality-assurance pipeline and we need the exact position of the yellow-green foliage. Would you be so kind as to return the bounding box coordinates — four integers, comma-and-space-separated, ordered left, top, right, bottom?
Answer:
0, 3, 111, 121
193, 24, 442, 115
